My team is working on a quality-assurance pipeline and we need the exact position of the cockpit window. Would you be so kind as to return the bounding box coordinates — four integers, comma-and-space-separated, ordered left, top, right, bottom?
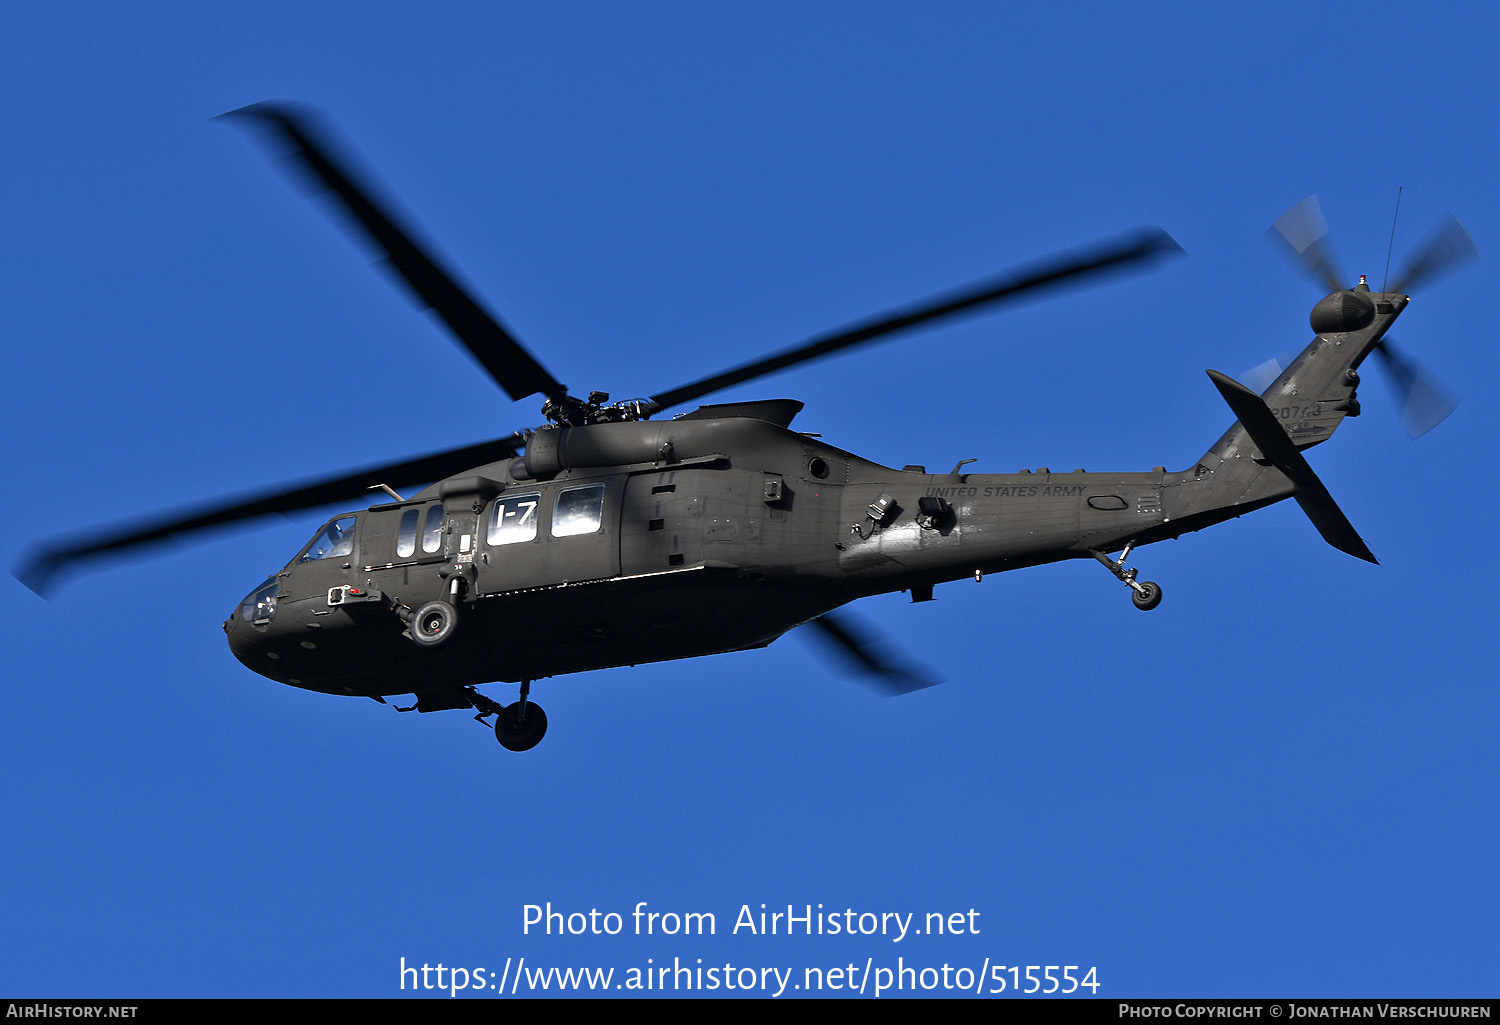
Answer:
421, 504, 445, 554
237, 576, 279, 630
296, 515, 356, 563
553, 483, 607, 537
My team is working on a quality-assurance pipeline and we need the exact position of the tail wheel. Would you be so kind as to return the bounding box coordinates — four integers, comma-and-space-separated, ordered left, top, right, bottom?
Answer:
411, 600, 458, 647
1132, 581, 1163, 611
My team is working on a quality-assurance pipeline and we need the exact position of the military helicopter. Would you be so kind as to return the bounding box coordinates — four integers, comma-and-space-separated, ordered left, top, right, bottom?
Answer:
17, 105, 1477, 752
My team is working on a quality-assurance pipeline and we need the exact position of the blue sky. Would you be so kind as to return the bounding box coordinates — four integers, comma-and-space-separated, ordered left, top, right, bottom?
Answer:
2, 2, 1496, 999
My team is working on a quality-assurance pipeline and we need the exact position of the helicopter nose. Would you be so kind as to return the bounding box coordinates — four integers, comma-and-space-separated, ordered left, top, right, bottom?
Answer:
225, 575, 284, 681
224, 613, 275, 679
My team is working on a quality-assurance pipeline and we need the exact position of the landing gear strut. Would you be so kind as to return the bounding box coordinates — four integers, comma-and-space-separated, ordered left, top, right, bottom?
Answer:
1090, 543, 1163, 612
468, 681, 549, 752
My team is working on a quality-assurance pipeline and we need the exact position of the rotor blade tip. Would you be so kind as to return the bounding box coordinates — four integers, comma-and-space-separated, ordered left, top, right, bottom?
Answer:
216, 101, 276, 124
806, 613, 941, 696
220, 99, 299, 118
874, 670, 944, 697
12, 554, 61, 599
1145, 227, 1185, 255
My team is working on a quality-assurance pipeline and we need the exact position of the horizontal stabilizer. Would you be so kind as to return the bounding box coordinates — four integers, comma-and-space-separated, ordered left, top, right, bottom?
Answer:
1207, 370, 1378, 564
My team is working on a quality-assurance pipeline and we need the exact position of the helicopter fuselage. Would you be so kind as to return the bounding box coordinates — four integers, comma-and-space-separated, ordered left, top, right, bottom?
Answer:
223, 406, 1176, 701
224, 286, 1408, 710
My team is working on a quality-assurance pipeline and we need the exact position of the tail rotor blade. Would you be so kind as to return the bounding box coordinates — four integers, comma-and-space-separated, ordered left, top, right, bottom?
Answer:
1268, 195, 1347, 293
1372, 339, 1460, 438
1390, 215, 1480, 294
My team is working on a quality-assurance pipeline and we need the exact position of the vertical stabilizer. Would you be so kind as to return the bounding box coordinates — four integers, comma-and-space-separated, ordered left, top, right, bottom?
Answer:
1206, 371, 1377, 563
1171, 281, 1408, 561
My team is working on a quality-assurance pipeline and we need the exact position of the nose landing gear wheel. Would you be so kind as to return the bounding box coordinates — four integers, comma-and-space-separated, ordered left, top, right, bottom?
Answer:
495, 701, 548, 751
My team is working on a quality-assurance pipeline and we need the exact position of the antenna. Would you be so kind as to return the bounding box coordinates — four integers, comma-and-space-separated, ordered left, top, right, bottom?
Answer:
1382, 186, 1404, 292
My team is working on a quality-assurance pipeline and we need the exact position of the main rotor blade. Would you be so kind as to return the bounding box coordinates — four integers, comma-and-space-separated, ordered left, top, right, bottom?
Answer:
1268, 195, 1346, 293
1390, 215, 1479, 294
1372, 339, 1460, 438
223, 103, 568, 403
647, 228, 1182, 413
15, 434, 525, 596
803, 612, 938, 696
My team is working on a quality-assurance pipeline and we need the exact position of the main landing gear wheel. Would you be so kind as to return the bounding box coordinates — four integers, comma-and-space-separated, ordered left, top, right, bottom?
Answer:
1131, 581, 1163, 611
410, 600, 457, 647
495, 701, 548, 752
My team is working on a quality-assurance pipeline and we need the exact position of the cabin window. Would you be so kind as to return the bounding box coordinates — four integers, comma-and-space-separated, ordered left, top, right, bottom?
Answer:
396, 508, 420, 558
553, 483, 606, 537
487, 492, 541, 546
296, 515, 356, 563
421, 504, 445, 554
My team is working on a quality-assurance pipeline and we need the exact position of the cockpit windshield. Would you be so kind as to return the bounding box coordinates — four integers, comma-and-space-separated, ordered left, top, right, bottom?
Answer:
236, 575, 280, 629
295, 515, 356, 564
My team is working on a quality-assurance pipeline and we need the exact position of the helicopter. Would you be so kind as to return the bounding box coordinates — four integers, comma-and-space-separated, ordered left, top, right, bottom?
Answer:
16, 104, 1478, 752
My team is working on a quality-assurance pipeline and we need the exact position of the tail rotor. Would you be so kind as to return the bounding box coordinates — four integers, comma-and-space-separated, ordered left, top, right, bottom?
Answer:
1268, 195, 1347, 293
1389, 215, 1480, 294
1268, 195, 1476, 437
1371, 337, 1461, 439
